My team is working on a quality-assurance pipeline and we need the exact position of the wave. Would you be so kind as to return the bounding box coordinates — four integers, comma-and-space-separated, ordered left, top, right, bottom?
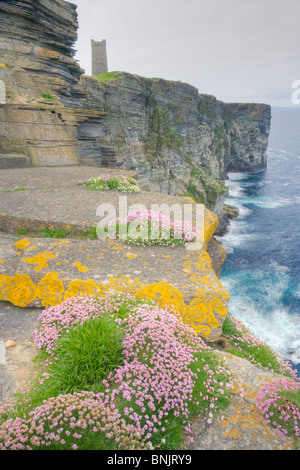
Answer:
221, 141, 300, 374
222, 263, 300, 365
267, 147, 300, 159
227, 194, 283, 209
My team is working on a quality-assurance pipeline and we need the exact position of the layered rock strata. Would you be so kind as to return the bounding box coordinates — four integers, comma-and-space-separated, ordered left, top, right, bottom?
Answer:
0, 0, 101, 166
0, 0, 271, 222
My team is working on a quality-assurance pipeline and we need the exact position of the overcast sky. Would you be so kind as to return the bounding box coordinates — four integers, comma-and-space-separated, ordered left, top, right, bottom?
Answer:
71, 0, 300, 107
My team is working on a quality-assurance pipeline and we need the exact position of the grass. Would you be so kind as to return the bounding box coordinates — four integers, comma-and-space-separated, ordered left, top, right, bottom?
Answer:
1, 303, 299, 450
1, 296, 298, 450
0, 294, 233, 450
41, 93, 55, 101
16, 228, 28, 236
40, 227, 67, 239
31, 317, 126, 400
93, 72, 121, 82
78, 226, 98, 240
222, 315, 298, 377
15, 225, 99, 241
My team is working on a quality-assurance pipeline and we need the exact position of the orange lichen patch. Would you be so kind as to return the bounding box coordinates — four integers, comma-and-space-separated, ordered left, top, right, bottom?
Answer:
136, 281, 185, 315
180, 251, 230, 338
74, 262, 89, 273
125, 252, 138, 259
219, 395, 294, 450
231, 415, 240, 424
22, 252, 56, 272
195, 325, 211, 337
37, 272, 64, 307
209, 297, 228, 316
183, 252, 230, 299
37, 48, 60, 59
64, 279, 99, 301
0, 63, 6, 68
0, 274, 37, 307
112, 245, 125, 251
223, 428, 242, 440
15, 239, 31, 251
183, 298, 221, 337
203, 209, 219, 250
0, 274, 11, 298
98, 275, 143, 296
0, 260, 5, 264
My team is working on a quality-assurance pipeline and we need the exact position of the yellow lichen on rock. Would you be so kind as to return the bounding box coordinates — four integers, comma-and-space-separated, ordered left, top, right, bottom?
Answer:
0, 273, 37, 307
15, 239, 31, 251
64, 279, 99, 301
74, 261, 89, 273
0, 274, 11, 299
203, 208, 219, 250
37, 272, 64, 307
183, 297, 227, 339
180, 249, 230, 339
136, 281, 185, 314
98, 275, 143, 296
22, 252, 56, 272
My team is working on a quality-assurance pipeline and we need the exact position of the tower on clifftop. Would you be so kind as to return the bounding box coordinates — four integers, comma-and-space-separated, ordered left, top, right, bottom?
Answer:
91, 39, 108, 76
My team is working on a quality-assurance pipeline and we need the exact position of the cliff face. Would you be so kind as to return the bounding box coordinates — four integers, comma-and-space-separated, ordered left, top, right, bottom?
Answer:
0, 0, 87, 167
73, 74, 270, 203
0, 0, 80, 88
0, 0, 271, 222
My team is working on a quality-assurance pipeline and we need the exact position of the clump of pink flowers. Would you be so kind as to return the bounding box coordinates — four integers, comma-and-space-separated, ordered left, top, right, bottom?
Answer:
32, 292, 136, 355
78, 174, 140, 193
0, 294, 234, 450
107, 209, 201, 246
255, 379, 300, 441
0, 391, 143, 450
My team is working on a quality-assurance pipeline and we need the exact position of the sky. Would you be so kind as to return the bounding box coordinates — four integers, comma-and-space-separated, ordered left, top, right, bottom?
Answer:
71, 0, 300, 107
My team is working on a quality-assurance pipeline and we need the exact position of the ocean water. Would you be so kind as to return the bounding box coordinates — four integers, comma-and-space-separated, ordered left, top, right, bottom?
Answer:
216, 107, 300, 376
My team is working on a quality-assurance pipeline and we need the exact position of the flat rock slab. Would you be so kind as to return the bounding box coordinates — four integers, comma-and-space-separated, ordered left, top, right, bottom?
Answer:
0, 166, 229, 341
0, 166, 137, 192
0, 235, 229, 341
0, 300, 41, 403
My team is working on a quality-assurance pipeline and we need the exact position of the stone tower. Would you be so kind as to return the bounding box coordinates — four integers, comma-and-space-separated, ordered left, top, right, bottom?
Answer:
91, 39, 108, 76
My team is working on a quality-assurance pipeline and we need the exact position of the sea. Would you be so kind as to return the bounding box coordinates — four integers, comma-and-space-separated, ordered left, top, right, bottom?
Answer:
216, 107, 300, 377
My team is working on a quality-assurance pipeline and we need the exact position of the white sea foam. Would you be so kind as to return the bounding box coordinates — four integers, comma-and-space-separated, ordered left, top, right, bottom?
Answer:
222, 261, 300, 365
228, 187, 244, 198
237, 196, 282, 209
221, 148, 300, 370
234, 204, 252, 219
268, 147, 300, 159
224, 282, 300, 363
294, 285, 300, 299
226, 172, 249, 182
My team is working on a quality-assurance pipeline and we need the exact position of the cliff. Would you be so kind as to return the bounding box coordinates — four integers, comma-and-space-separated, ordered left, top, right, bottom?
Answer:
0, 0, 271, 231
0, 0, 85, 166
